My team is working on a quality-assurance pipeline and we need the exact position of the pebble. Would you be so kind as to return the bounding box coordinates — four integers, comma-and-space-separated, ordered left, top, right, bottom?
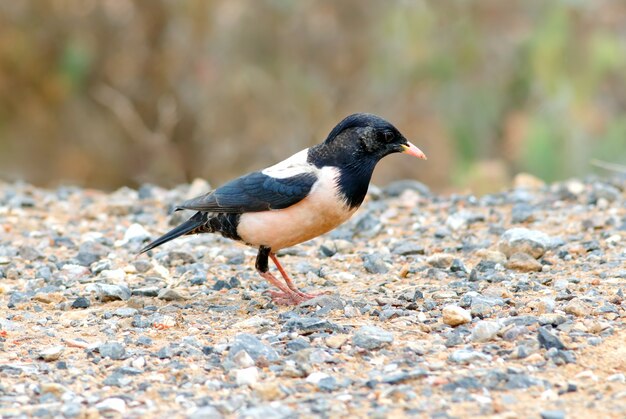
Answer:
442, 305, 472, 326
506, 252, 543, 272
564, 299, 591, 317
228, 334, 279, 362
427, 253, 454, 269
95, 398, 126, 415
449, 349, 491, 364
499, 228, 553, 258
157, 288, 188, 301
537, 327, 565, 350
362, 253, 390, 274
38, 346, 65, 362
116, 223, 150, 246
352, 325, 393, 350
391, 242, 425, 256
87, 283, 131, 301
99, 342, 126, 360
511, 203, 536, 223
540, 410, 566, 419
446, 210, 485, 230
236, 367, 259, 386
470, 321, 501, 342
239, 404, 294, 419
189, 406, 224, 419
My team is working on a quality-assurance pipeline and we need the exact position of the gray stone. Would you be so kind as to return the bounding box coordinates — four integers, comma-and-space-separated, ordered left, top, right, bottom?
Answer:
87, 284, 131, 301
449, 349, 491, 364
506, 252, 543, 272
157, 288, 188, 301
352, 325, 393, 350
362, 253, 390, 274
71, 297, 90, 309
391, 242, 425, 256
384, 180, 431, 197
470, 321, 501, 342
228, 334, 279, 362
511, 203, 536, 223
446, 210, 485, 230
540, 410, 566, 419
239, 404, 295, 419
537, 327, 565, 350
113, 307, 138, 317
283, 317, 346, 334
189, 406, 223, 419
99, 342, 126, 360
499, 228, 554, 258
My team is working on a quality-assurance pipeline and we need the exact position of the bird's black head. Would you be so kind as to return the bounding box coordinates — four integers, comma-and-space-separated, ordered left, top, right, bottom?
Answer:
308, 113, 426, 208
310, 113, 426, 167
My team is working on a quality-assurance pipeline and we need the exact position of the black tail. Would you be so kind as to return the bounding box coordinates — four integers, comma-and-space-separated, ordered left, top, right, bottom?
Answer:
140, 212, 208, 254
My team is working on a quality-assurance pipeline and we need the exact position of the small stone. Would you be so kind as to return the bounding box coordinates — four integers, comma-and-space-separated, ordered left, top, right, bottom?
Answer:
564, 299, 591, 317
232, 350, 255, 368
115, 223, 150, 247
189, 406, 223, 419
228, 334, 279, 362
442, 305, 471, 327
239, 405, 294, 419
306, 371, 330, 384
352, 325, 393, 350
537, 327, 565, 350
449, 349, 491, 364
470, 320, 501, 342
446, 210, 485, 230
113, 307, 138, 317
511, 203, 536, 223
450, 259, 468, 273
540, 410, 566, 419
39, 346, 65, 362
475, 250, 507, 265
325, 334, 349, 349
99, 342, 126, 360
71, 297, 90, 309
87, 283, 131, 302
362, 253, 389, 274
157, 288, 188, 301
427, 253, 454, 269
40, 382, 69, 397
391, 242, 425, 256
95, 398, 126, 415
236, 366, 259, 386
506, 252, 543, 272
254, 382, 284, 401
132, 286, 160, 297
499, 228, 553, 258
18, 245, 43, 261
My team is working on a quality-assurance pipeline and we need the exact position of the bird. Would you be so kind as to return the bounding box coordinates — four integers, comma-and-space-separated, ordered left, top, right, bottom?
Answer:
140, 113, 427, 305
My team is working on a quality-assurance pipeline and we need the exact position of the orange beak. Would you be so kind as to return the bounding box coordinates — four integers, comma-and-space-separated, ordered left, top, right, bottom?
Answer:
401, 141, 427, 160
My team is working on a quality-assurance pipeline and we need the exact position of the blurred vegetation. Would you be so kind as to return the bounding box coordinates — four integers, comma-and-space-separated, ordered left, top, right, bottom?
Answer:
0, 0, 625, 193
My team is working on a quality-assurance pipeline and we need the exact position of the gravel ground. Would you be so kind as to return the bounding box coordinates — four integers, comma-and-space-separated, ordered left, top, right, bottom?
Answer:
0, 174, 625, 419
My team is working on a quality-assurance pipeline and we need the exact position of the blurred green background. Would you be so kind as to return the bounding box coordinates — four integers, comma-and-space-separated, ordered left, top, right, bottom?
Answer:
0, 0, 625, 193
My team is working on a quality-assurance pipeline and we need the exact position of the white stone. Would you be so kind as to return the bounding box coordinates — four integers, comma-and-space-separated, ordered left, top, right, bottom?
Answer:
236, 367, 259, 386
306, 372, 330, 384
442, 305, 472, 327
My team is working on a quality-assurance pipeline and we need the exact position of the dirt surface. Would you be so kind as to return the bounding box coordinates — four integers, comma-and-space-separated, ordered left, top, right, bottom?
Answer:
0, 175, 625, 418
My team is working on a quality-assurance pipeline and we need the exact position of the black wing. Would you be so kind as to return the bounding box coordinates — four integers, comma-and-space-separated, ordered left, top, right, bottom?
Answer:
176, 171, 318, 213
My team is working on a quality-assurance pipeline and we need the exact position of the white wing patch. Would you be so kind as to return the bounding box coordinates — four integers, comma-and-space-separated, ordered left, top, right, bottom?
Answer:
261, 148, 315, 179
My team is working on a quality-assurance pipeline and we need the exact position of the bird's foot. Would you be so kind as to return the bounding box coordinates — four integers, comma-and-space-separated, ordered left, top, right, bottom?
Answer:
264, 290, 313, 306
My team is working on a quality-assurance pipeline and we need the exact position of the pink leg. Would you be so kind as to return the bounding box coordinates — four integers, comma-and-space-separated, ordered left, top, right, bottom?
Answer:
269, 253, 322, 300
258, 271, 307, 306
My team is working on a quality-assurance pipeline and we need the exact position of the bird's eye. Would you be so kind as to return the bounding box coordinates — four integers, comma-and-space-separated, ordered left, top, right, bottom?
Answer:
383, 131, 394, 142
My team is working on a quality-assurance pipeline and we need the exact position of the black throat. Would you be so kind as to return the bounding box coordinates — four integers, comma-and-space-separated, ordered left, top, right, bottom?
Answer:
307, 136, 378, 210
